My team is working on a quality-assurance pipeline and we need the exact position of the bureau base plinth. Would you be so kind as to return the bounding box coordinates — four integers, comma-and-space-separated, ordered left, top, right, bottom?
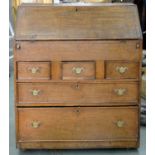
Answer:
18, 141, 139, 149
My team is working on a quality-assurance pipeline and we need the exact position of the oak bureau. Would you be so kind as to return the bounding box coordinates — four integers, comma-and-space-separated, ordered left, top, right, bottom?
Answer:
14, 3, 142, 149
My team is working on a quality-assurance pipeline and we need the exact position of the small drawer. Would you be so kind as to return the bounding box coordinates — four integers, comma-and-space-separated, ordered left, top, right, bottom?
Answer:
105, 61, 139, 79
17, 62, 51, 80
62, 61, 95, 80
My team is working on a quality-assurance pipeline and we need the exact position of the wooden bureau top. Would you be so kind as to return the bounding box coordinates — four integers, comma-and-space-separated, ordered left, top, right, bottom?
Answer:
15, 3, 142, 41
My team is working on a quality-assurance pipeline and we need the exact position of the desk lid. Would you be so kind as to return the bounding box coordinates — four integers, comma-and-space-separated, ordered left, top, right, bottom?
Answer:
15, 3, 142, 40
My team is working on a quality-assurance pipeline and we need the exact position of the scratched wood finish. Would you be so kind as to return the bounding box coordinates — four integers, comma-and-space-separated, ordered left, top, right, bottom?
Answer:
15, 4, 142, 40
14, 4, 142, 149
14, 41, 141, 61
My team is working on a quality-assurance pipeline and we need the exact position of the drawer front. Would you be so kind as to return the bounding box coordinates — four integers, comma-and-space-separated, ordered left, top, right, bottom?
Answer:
18, 107, 138, 142
106, 61, 139, 79
62, 62, 95, 80
17, 62, 51, 80
17, 82, 138, 105
14, 41, 141, 61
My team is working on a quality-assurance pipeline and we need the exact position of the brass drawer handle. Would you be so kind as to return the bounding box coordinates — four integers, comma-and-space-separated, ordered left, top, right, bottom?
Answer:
72, 67, 84, 74
116, 120, 125, 128
114, 88, 127, 96
31, 121, 41, 128
116, 66, 128, 74
28, 67, 40, 74
31, 90, 41, 96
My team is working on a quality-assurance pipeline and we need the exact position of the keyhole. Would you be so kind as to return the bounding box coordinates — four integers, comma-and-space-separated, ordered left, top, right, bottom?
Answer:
75, 83, 80, 89
75, 8, 78, 12
75, 107, 80, 113
76, 109, 79, 113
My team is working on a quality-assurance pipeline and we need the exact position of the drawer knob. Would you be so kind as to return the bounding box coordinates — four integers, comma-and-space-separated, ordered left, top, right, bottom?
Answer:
114, 88, 127, 96
31, 121, 40, 128
31, 90, 41, 96
116, 120, 125, 128
116, 66, 128, 74
72, 67, 84, 74
28, 67, 40, 74
136, 43, 140, 49
16, 43, 21, 49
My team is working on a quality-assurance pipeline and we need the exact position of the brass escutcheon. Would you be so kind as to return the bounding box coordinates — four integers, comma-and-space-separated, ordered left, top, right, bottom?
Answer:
72, 67, 84, 74
31, 121, 40, 128
31, 90, 41, 96
28, 67, 40, 74
116, 120, 125, 128
114, 88, 127, 96
116, 66, 128, 74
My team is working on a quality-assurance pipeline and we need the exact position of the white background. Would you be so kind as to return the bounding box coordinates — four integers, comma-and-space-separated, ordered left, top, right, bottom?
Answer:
0, 0, 9, 154
146, 0, 155, 155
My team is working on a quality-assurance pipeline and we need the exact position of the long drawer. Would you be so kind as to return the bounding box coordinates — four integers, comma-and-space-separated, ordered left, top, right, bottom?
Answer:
18, 107, 138, 143
17, 82, 139, 106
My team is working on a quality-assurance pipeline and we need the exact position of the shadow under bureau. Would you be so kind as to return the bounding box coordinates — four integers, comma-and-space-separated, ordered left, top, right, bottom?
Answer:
14, 3, 142, 149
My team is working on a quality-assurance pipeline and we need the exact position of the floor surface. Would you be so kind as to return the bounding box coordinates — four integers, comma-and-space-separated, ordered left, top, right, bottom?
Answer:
9, 68, 146, 155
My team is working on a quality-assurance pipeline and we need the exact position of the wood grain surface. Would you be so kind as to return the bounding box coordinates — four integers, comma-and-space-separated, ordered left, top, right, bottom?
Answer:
15, 3, 142, 40
17, 82, 139, 105
18, 107, 138, 141
14, 3, 142, 149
